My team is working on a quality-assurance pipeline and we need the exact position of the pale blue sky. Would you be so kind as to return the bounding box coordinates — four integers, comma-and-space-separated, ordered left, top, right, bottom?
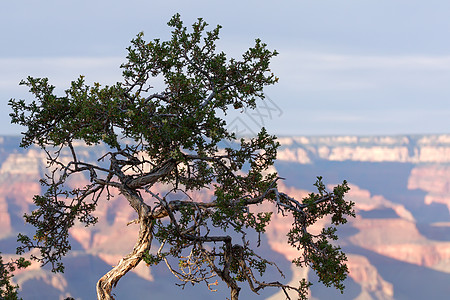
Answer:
2, 1, 450, 136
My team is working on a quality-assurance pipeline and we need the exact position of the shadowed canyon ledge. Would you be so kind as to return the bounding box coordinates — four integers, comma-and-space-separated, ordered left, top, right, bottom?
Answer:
2, 134, 450, 299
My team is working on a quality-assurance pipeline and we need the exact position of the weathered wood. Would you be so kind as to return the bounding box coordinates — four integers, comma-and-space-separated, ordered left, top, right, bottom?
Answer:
96, 218, 154, 300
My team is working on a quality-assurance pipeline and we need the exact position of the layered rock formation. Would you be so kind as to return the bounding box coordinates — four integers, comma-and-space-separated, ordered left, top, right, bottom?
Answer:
2, 135, 450, 299
277, 134, 450, 163
408, 165, 450, 212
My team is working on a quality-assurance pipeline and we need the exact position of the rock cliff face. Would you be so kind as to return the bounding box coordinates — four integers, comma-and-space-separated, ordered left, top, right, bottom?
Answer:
277, 134, 450, 163
2, 135, 450, 299
408, 165, 450, 212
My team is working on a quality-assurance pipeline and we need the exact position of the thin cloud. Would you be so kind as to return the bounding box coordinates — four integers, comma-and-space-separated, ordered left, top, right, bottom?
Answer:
271, 51, 450, 91
291, 52, 450, 70
0, 57, 124, 90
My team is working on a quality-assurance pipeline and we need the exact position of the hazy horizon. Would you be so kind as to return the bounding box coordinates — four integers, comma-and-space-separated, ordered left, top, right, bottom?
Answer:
2, 1, 450, 136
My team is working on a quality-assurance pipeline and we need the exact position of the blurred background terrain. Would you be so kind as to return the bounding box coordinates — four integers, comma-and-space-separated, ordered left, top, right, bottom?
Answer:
2, 134, 450, 299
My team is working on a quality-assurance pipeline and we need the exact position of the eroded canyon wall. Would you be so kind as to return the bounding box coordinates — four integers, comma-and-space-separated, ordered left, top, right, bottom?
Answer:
2, 135, 450, 299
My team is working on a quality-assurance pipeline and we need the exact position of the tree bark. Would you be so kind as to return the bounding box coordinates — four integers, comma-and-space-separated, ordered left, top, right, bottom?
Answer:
222, 241, 241, 300
96, 218, 154, 300
230, 287, 240, 300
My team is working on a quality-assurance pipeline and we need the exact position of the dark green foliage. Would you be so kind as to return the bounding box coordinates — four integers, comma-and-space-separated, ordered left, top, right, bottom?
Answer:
289, 178, 354, 293
0, 254, 30, 300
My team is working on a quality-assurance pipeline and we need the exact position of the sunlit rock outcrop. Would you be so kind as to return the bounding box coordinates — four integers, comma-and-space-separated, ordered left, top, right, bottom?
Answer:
346, 254, 394, 300
408, 165, 450, 212
277, 134, 450, 163
2, 134, 450, 299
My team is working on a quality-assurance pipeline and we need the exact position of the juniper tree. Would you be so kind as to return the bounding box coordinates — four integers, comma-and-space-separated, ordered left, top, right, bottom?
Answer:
9, 14, 354, 300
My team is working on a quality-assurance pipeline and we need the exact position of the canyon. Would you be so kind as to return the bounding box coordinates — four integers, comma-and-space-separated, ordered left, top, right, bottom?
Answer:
1, 134, 450, 299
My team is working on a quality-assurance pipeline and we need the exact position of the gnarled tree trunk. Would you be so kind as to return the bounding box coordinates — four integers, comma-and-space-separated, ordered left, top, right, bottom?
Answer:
96, 218, 154, 300
230, 287, 240, 300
